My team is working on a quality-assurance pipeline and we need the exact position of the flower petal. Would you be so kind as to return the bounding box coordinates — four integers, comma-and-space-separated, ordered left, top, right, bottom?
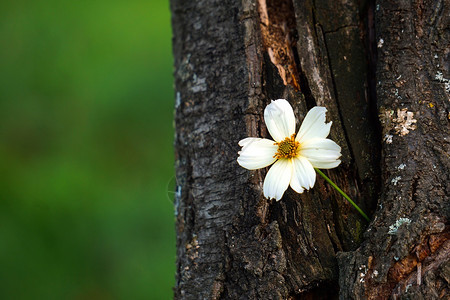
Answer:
290, 156, 316, 193
237, 138, 278, 170
263, 159, 292, 201
296, 106, 332, 143
264, 99, 296, 142
300, 138, 341, 169
305, 159, 341, 169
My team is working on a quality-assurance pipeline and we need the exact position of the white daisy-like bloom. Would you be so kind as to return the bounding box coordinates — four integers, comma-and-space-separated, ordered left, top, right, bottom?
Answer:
237, 99, 341, 201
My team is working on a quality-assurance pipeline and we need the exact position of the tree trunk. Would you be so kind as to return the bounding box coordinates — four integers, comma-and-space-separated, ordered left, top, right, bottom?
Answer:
171, 0, 449, 298
338, 0, 450, 299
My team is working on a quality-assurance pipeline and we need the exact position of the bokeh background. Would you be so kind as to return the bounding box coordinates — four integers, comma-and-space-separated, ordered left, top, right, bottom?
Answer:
0, 0, 175, 299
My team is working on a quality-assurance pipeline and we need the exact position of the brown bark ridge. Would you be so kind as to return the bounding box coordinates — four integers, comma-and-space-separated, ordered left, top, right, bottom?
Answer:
338, 0, 450, 299
171, 0, 447, 298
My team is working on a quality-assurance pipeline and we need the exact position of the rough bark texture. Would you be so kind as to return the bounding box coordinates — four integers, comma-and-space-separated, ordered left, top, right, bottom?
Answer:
338, 0, 450, 299
171, 0, 448, 299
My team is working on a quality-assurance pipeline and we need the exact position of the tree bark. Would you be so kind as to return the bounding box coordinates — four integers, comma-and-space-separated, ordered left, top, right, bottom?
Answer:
338, 0, 450, 299
171, 0, 449, 299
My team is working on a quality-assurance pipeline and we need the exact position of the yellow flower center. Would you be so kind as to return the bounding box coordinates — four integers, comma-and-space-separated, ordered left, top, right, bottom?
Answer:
274, 134, 300, 159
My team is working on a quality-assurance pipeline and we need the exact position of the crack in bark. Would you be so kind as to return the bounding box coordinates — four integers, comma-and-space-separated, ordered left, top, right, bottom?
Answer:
294, 47, 317, 108
257, 0, 302, 90
323, 24, 359, 34
318, 21, 358, 168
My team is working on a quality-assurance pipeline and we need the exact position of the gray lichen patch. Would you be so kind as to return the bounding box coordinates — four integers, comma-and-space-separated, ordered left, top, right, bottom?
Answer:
379, 107, 395, 133
383, 134, 393, 144
190, 75, 207, 93
388, 218, 411, 235
393, 108, 417, 136
397, 163, 406, 170
379, 107, 417, 139
186, 234, 200, 262
435, 71, 450, 93
377, 38, 384, 48
391, 176, 401, 186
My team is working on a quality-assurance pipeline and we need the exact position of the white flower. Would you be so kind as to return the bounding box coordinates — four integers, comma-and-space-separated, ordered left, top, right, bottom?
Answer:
237, 99, 341, 200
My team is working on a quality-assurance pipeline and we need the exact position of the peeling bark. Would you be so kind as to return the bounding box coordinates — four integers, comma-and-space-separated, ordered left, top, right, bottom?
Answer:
171, 0, 448, 299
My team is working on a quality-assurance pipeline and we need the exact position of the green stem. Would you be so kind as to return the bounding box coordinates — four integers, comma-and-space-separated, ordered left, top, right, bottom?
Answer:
315, 168, 370, 222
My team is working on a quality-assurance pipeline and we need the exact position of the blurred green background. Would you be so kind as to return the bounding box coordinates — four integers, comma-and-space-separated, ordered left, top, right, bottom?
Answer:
0, 0, 175, 299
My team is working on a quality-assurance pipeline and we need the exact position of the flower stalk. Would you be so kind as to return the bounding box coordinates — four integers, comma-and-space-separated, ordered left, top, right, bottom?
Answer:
314, 168, 370, 222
